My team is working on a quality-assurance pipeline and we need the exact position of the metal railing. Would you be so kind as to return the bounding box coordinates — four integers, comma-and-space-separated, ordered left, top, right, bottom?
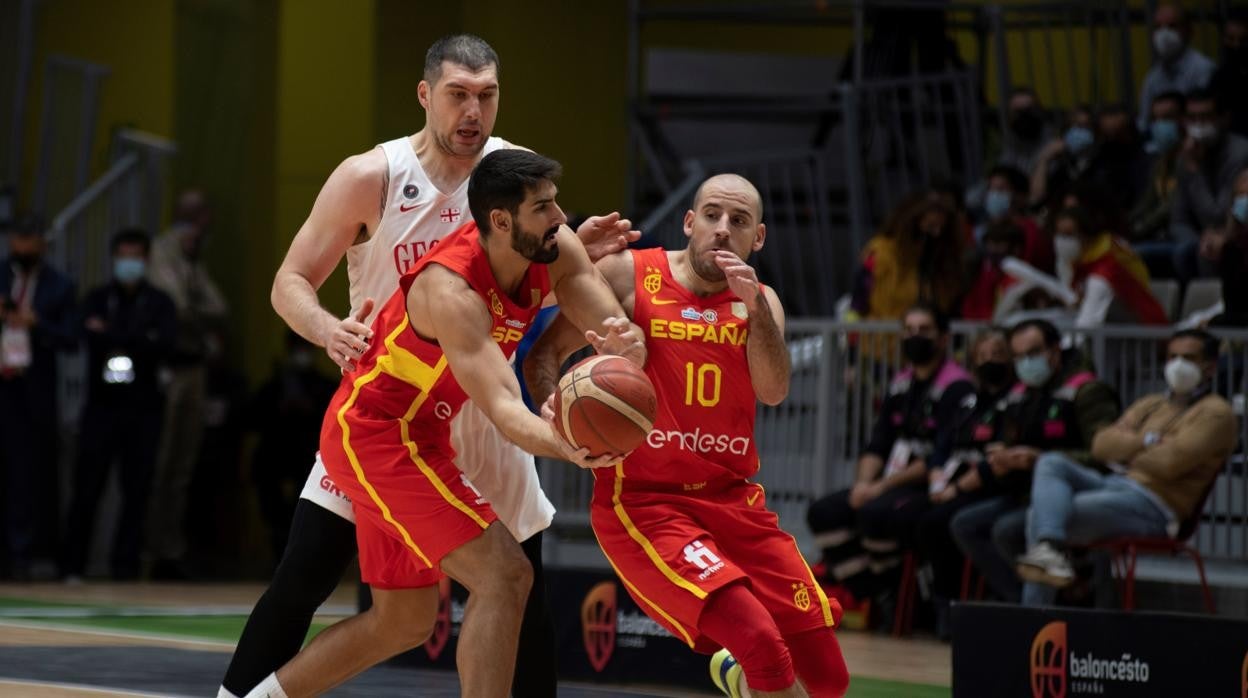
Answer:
48, 129, 177, 427
543, 321, 1248, 566
0, 0, 36, 187
32, 55, 111, 220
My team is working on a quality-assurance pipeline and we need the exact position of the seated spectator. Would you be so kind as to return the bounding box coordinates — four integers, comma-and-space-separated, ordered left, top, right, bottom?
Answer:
977, 165, 1052, 273
1053, 207, 1168, 326
1193, 166, 1248, 326
949, 319, 1120, 603
915, 328, 1014, 638
1036, 106, 1149, 215
850, 193, 965, 321
998, 88, 1055, 177
1029, 106, 1095, 211
808, 305, 974, 615
962, 220, 1026, 321
61, 229, 177, 581
1016, 330, 1237, 606
1167, 88, 1248, 282
1137, 4, 1216, 133
1209, 6, 1248, 138
1130, 91, 1186, 248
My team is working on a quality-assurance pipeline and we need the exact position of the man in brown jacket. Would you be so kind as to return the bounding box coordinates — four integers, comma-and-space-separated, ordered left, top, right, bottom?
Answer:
1016, 329, 1237, 606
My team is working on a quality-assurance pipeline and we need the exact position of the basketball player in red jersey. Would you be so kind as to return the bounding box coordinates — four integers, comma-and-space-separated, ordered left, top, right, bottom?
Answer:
526, 174, 849, 698
244, 149, 643, 698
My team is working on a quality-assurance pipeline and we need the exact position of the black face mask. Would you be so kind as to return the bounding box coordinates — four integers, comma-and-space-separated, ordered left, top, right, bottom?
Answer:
976, 361, 1011, 388
1010, 109, 1045, 141
902, 336, 938, 365
11, 253, 38, 271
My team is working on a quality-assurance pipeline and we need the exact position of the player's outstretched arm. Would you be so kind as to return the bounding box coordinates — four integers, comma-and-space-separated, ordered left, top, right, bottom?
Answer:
271, 149, 385, 371
522, 313, 587, 407
712, 250, 789, 405
419, 271, 616, 469
548, 227, 646, 367
576, 212, 641, 262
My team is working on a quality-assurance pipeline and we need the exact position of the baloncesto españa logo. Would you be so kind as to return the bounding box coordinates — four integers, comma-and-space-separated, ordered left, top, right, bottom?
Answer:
1029, 621, 1152, 698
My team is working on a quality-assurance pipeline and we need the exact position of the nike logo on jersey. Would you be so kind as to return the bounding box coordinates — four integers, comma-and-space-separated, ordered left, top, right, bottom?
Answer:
399, 203, 421, 213
650, 296, 678, 305
746, 488, 762, 506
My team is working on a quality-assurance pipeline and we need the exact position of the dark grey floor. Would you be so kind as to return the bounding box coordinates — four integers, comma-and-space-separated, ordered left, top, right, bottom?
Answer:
0, 646, 705, 696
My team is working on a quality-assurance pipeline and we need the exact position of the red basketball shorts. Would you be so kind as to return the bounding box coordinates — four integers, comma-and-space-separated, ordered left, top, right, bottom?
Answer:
590, 469, 836, 652
320, 403, 497, 589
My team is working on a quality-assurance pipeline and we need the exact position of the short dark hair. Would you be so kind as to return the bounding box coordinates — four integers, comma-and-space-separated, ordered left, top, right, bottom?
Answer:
988, 164, 1030, 197
467, 150, 562, 236
1008, 318, 1061, 348
1170, 329, 1220, 361
5, 212, 45, 237
1152, 90, 1186, 112
1185, 87, 1222, 112
110, 227, 151, 255
424, 34, 499, 85
903, 302, 950, 334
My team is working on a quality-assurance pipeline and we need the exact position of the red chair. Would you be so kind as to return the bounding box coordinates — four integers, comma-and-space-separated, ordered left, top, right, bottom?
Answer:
892, 551, 917, 637
958, 557, 986, 602
1085, 474, 1221, 614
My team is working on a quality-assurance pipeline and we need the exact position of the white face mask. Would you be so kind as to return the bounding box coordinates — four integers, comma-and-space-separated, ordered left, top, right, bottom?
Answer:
1164, 357, 1202, 394
1054, 236, 1082, 263
1153, 28, 1183, 59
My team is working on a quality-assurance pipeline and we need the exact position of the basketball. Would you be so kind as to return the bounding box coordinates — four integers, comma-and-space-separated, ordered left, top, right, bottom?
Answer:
553, 354, 657, 457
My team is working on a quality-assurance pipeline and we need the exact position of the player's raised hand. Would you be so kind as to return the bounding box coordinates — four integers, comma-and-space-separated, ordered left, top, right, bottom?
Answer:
587, 316, 646, 367
325, 297, 375, 372
712, 250, 762, 309
576, 212, 641, 262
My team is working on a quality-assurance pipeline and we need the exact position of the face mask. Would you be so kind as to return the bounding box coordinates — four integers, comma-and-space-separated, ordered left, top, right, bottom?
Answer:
1015, 354, 1054, 388
1233, 194, 1248, 225
984, 190, 1013, 220
1010, 109, 1044, 141
1153, 28, 1184, 59
1149, 119, 1181, 151
976, 360, 1011, 388
1064, 126, 1095, 155
1054, 236, 1082, 263
902, 335, 938, 365
113, 258, 146, 284
1164, 357, 1202, 394
1186, 122, 1219, 145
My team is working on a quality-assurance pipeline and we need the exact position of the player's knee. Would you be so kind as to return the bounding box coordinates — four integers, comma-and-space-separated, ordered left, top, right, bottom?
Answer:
491, 548, 533, 604
371, 593, 437, 652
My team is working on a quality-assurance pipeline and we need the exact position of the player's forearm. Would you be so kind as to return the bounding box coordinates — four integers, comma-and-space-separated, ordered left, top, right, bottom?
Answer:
488, 399, 565, 460
271, 269, 339, 347
746, 297, 789, 405
523, 341, 568, 408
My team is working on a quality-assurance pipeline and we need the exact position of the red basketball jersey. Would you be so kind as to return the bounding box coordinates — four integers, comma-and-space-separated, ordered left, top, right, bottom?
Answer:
620, 247, 760, 486
325, 221, 551, 454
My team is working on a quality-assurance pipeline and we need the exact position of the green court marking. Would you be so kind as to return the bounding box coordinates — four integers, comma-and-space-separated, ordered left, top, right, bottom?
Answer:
846, 676, 950, 697
0, 597, 97, 610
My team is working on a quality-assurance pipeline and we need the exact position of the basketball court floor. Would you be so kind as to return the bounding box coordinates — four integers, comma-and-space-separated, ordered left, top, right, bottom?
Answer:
0, 583, 951, 697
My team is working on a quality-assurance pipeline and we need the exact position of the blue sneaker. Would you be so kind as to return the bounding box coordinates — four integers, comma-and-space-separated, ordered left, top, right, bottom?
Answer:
710, 648, 743, 698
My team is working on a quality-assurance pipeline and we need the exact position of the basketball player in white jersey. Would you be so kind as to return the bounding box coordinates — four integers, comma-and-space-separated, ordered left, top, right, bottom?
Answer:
219, 34, 637, 698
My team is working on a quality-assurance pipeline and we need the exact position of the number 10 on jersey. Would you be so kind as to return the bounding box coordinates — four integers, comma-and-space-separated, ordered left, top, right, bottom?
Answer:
684, 362, 722, 407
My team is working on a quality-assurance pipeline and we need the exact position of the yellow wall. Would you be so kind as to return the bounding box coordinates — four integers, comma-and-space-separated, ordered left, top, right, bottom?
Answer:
21, 0, 174, 208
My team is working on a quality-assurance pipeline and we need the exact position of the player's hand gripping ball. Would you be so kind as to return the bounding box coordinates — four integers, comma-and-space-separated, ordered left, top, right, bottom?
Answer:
553, 354, 657, 457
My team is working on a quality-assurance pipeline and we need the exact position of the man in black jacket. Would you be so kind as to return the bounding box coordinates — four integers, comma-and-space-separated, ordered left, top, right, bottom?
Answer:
61, 228, 177, 580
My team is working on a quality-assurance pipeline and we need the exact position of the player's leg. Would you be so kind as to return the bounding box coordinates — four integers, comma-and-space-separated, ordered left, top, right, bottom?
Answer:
220, 498, 357, 697
785, 627, 849, 698
512, 529, 557, 697
701, 582, 806, 698
257, 583, 439, 697
440, 521, 534, 698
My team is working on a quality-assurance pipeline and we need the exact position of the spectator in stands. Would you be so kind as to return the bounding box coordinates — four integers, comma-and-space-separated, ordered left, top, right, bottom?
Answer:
850, 193, 965, 321
1130, 92, 1186, 254
998, 88, 1055, 177
248, 330, 337, 564
61, 229, 177, 581
949, 319, 1120, 602
0, 214, 75, 580
1210, 7, 1248, 138
1137, 4, 1216, 133
1168, 89, 1248, 282
977, 164, 1052, 273
1016, 330, 1236, 606
962, 220, 1026, 321
915, 329, 1014, 639
1029, 106, 1095, 212
146, 188, 228, 580
1194, 165, 1248, 326
1034, 107, 1148, 215
808, 305, 974, 619
1053, 207, 1168, 326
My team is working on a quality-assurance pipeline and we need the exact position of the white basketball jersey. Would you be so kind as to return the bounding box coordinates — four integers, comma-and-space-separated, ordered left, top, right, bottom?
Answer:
346, 135, 514, 325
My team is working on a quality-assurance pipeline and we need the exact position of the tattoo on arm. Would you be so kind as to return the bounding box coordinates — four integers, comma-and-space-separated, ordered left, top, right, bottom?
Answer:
380, 168, 390, 219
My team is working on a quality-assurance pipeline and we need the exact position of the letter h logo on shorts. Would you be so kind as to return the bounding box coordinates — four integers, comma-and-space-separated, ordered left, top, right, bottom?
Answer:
683, 540, 721, 570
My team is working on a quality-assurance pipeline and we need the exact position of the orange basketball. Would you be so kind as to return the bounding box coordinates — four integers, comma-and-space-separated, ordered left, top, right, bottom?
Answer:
553, 354, 657, 457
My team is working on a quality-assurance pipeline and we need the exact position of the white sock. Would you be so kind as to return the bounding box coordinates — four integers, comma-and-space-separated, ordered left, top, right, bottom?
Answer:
243, 673, 289, 698
216, 687, 241, 698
